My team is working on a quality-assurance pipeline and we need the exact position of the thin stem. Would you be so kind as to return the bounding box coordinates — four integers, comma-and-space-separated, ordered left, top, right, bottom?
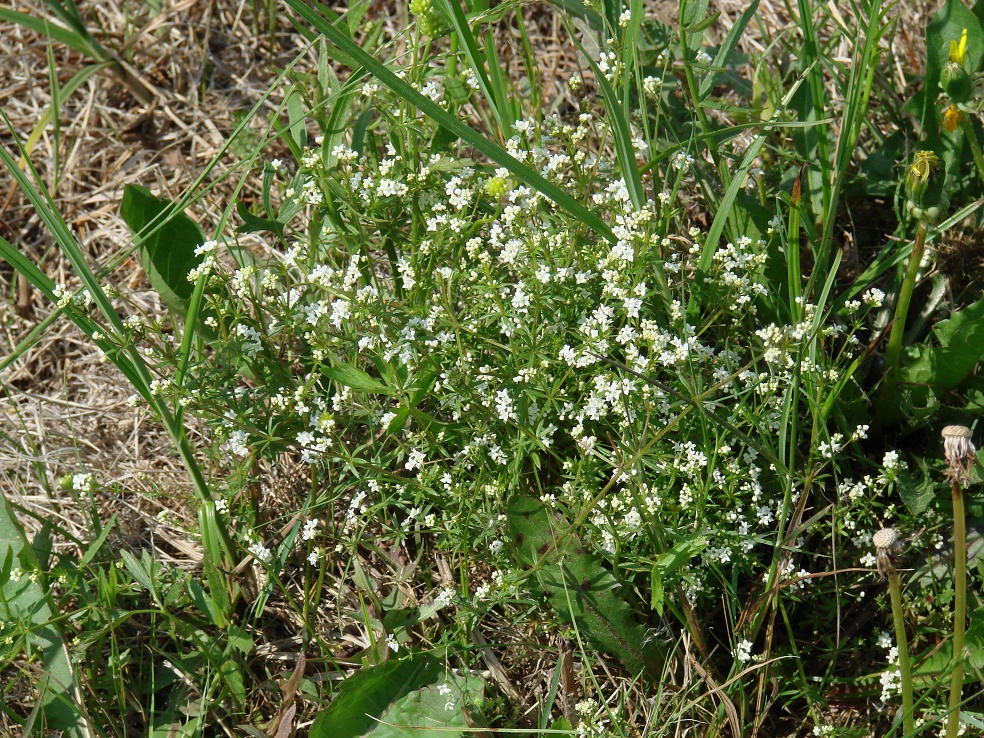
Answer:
946, 480, 967, 738
874, 222, 928, 429
888, 569, 915, 735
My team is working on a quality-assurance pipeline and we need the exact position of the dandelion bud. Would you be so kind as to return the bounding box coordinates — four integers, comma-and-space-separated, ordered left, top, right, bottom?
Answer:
942, 425, 976, 483
941, 29, 973, 103
904, 151, 948, 223
941, 62, 973, 103
873, 527, 902, 579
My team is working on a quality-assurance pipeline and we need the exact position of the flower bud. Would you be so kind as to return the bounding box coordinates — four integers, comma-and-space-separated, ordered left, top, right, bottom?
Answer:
941, 62, 973, 102
905, 151, 948, 223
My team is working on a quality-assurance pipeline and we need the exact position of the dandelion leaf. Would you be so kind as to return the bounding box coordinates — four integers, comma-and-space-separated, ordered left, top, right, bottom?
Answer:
309, 655, 440, 738
370, 671, 486, 738
506, 495, 667, 679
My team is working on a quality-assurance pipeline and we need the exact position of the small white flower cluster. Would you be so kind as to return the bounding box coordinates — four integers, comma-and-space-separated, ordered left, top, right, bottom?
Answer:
878, 635, 902, 703
734, 638, 754, 664
138, 75, 883, 624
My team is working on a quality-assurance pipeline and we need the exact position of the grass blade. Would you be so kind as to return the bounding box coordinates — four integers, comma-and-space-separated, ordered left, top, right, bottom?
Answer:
284, 0, 616, 243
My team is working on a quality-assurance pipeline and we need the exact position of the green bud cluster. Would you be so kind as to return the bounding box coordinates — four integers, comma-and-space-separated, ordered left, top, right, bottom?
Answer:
409, 0, 447, 38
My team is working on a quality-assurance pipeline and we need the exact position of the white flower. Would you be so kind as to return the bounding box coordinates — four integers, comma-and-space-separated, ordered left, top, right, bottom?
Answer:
406, 449, 426, 471
435, 588, 455, 609
862, 288, 885, 308
72, 473, 95, 491
194, 240, 217, 256
301, 519, 319, 541
734, 638, 753, 664
249, 542, 272, 564
386, 633, 399, 652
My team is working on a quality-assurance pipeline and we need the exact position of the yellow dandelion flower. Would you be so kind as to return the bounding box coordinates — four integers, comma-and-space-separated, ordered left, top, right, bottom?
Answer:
943, 103, 964, 133
950, 28, 968, 66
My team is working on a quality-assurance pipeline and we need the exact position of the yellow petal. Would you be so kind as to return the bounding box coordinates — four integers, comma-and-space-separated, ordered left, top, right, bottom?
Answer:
951, 27, 968, 65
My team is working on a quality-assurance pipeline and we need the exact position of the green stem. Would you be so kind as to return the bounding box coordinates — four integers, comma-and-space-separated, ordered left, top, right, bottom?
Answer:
874, 222, 927, 429
888, 569, 914, 735
947, 481, 967, 738
959, 115, 984, 187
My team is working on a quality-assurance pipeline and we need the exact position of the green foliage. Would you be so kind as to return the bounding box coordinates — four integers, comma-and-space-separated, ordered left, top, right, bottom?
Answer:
507, 496, 667, 677
898, 295, 984, 419
119, 184, 207, 317
0, 493, 88, 737
310, 656, 442, 738
910, 0, 984, 151
8, 0, 984, 733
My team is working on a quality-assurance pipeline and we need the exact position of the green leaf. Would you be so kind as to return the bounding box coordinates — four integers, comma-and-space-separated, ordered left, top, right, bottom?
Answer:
698, 2, 755, 100
322, 363, 397, 395
897, 467, 934, 516
0, 8, 99, 58
898, 295, 984, 390
119, 184, 206, 316
507, 496, 667, 678
654, 535, 709, 578
914, 606, 984, 683
120, 549, 158, 602
650, 535, 707, 615
369, 671, 485, 737
235, 200, 285, 237
681, 0, 711, 53
0, 492, 90, 736
309, 656, 441, 738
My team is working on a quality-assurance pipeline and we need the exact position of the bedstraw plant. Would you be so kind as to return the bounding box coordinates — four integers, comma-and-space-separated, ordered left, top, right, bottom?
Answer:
4, 0, 984, 735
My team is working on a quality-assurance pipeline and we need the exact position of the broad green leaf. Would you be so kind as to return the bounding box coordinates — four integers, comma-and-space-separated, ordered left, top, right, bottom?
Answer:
322, 364, 396, 395
914, 606, 984, 683
507, 496, 667, 678
120, 184, 206, 316
897, 466, 934, 516
933, 293, 984, 345
898, 295, 984, 390
0, 492, 90, 736
369, 671, 485, 737
310, 656, 441, 738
